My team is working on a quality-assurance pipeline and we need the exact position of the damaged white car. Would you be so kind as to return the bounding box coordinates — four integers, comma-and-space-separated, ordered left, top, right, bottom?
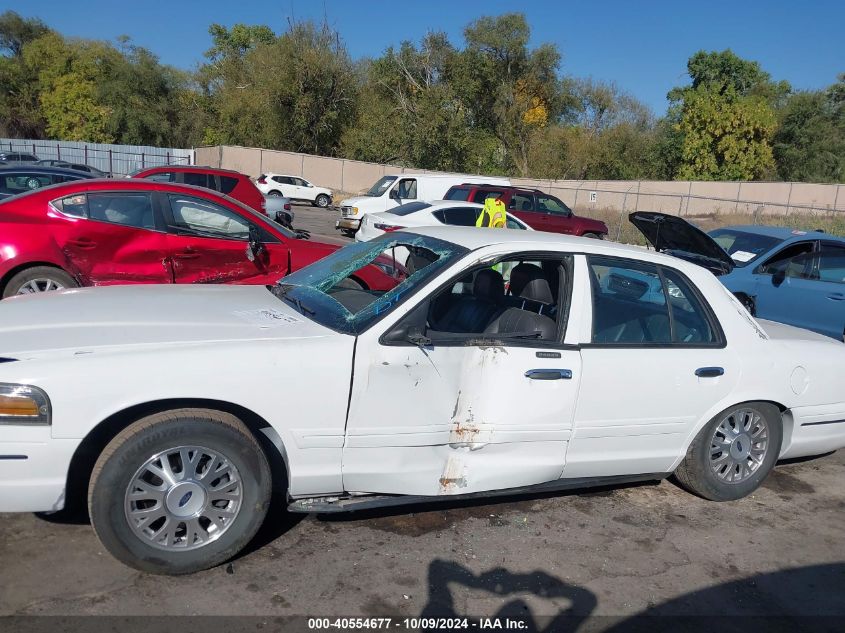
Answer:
1, 227, 844, 575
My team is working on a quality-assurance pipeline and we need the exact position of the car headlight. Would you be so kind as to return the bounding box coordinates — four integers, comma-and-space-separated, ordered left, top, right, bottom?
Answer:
0, 383, 51, 425
351, 207, 359, 215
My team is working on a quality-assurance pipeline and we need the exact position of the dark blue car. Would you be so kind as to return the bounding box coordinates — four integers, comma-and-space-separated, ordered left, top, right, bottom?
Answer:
630, 213, 845, 341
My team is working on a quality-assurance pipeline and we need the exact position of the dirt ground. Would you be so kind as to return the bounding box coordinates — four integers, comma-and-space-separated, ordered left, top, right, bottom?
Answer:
1, 206, 843, 628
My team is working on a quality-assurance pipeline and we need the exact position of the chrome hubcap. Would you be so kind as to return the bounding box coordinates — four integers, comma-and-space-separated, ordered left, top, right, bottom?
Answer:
710, 409, 769, 483
124, 446, 242, 551
17, 278, 65, 294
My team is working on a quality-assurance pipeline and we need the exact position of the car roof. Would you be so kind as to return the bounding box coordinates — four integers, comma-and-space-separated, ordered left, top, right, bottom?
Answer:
422, 200, 484, 209
0, 165, 95, 177
135, 165, 244, 176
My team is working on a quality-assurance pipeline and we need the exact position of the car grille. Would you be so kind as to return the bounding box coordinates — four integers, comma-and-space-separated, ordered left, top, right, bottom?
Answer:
341, 206, 355, 218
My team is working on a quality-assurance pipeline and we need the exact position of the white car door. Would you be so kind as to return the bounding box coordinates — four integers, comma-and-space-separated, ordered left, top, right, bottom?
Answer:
272, 176, 296, 197
342, 252, 582, 496
565, 254, 741, 478
292, 177, 314, 202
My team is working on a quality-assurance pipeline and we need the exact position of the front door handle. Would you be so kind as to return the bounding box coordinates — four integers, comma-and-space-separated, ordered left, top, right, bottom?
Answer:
695, 367, 724, 378
827, 293, 844, 301
525, 369, 573, 380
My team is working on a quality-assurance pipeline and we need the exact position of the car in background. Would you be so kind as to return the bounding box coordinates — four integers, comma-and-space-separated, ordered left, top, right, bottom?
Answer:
263, 193, 295, 228
255, 174, 333, 208
0, 151, 40, 165
444, 183, 608, 239
629, 212, 845, 341
356, 200, 532, 242
336, 174, 511, 236
131, 166, 269, 217
36, 160, 110, 177
0, 165, 95, 199
0, 178, 400, 298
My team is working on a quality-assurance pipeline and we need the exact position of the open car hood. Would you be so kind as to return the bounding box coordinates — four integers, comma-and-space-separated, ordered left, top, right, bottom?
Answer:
628, 212, 735, 275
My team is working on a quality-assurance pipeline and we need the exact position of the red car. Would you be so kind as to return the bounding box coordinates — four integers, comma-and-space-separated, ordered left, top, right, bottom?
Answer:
444, 184, 608, 238
0, 179, 398, 298
131, 166, 269, 215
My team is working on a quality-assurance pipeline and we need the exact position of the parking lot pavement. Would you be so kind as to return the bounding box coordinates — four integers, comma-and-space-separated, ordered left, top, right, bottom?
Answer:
1, 452, 843, 619
289, 203, 353, 245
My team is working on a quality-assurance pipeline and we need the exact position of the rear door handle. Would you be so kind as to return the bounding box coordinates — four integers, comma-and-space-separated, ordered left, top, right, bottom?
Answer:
67, 239, 96, 250
827, 293, 844, 301
525, 369, 573, 380
695, 367, 724, 378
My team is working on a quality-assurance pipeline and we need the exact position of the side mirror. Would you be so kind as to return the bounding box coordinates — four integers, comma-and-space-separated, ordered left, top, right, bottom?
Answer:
247, 225, 266, 261
389, 189, 401, 202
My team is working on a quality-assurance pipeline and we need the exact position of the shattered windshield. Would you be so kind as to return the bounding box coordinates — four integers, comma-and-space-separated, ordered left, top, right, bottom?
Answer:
272, 233, 467, 335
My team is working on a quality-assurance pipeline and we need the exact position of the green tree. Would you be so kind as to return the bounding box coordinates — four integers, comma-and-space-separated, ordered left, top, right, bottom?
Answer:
670, 50, 783, 180
773, 78, 845, 183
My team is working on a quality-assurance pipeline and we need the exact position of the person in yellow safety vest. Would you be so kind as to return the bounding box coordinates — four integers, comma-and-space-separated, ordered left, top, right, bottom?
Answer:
476, 196, 507, 228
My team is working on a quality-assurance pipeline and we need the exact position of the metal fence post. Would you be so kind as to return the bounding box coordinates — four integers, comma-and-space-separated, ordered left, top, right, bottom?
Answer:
785, 182, 793, 217
84, 145, 88, 164
141, 152, 145, 168
109, 150, 113, 175
32, 142, 36, 155
56, 144, 61, 160
166, 152, 170, 165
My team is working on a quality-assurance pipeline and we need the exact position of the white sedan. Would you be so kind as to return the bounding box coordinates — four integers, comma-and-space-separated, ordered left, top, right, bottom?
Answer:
255, 173, 333, 208
355, 200, 531, 242
1, 228, 843, 575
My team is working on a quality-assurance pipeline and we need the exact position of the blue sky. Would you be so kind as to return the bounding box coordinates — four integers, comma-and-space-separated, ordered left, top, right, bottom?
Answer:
5, 0, 844, 115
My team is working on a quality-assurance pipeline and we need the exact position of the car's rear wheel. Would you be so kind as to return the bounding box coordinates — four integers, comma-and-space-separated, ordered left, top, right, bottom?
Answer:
314, 194, 330, 208
674, 402, 782, 501
88, 409, 271, 575
267, 190, 283, 197
3, 266, 78, 299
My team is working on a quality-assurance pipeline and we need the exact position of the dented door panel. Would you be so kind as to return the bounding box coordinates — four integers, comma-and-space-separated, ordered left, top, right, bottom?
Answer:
343, 341, 581, 496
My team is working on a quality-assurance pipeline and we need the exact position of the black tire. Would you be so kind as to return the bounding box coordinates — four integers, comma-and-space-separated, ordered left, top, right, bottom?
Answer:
2, 266, 78, 299
674, 402, 782, 501
267, 190, 283, 197
582, 232, 603, 239
314, 194, 330, 208
340, 229, 357, 238
88, 409, 272, 575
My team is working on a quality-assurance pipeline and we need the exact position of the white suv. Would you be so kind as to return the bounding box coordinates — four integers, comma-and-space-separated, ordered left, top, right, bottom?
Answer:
255, 174, 333, 208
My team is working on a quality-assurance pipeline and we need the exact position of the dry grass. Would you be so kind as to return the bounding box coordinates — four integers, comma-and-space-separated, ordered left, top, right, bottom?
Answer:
586, 207, 845, 246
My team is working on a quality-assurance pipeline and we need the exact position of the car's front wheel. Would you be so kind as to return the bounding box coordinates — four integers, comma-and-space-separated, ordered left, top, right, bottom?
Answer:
88, 409, 271, 575
3, 266, 78, 298
314, 194, 331, 208
674, 402, 782, 501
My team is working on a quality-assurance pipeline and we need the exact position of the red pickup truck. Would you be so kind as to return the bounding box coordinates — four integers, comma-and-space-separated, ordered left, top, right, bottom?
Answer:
444, 184, 608, 238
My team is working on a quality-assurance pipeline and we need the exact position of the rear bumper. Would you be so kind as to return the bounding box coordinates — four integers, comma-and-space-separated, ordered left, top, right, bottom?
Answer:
336, 218, 360, 231
781, 405, 845, 459
0, 433, 78, 512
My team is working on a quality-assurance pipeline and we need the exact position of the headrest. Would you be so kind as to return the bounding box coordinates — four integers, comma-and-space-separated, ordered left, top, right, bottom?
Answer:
473, 268, 504, 301
509, 263, 554, 304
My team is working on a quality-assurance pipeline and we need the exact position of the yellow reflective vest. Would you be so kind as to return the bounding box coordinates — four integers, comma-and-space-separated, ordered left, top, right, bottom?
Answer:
476, 197, 507, 228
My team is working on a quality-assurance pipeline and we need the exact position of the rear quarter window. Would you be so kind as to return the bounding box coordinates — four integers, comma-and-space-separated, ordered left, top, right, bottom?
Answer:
445, 187, 471, 201
219, 176, 239, 194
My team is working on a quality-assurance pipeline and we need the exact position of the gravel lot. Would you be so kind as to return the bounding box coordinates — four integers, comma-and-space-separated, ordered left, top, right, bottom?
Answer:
1, 205, 843, 625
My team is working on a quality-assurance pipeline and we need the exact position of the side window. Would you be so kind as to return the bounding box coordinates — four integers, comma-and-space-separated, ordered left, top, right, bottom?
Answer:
445, 188, 470, 201
293, 178, 307, 186
219, 176, 239, 194
144, 171, 175, 183
506, 216, 526, 230
168, 195, 250, 239
817, 245, 845, 284
273, 176, 293, 185
427, 255, 567, 342
182, 172, 210, 188
481, 191, 504, 201
53, 193, 88, 218
758, 242, 815, 275
87, 193, 155, 229
439, 207, 479, 227
537, 195, 571, 216
2, 173, 50, 194
509, 194, 535, 211
396, 179, 417, 199
589, 257, 718, 345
